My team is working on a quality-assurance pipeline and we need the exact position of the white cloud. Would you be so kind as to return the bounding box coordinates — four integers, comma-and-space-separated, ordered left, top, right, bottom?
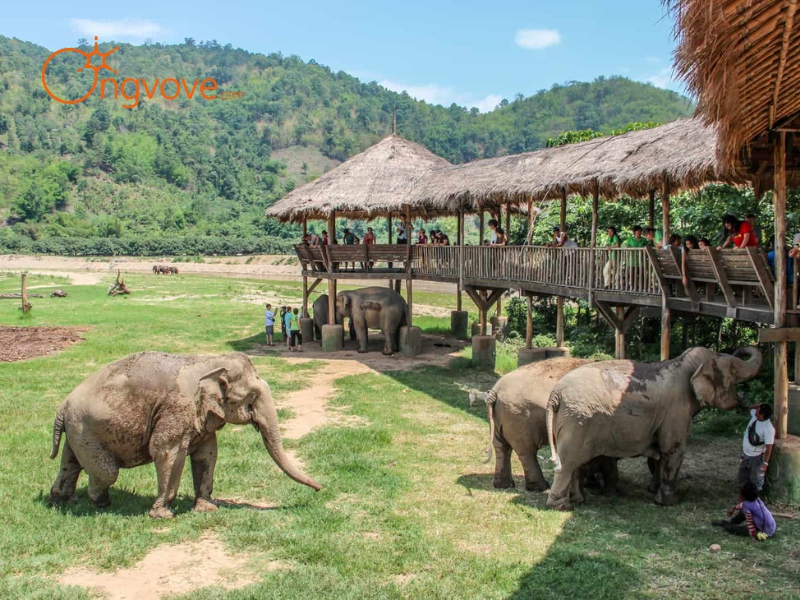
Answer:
379, 79, 502, 113
646, 66, 675, 89
515, 29, 561, 50
70, 18, 167, 40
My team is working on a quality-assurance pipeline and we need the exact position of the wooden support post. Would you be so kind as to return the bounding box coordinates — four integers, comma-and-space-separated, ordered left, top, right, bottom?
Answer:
526, 294, 533, 350
457, 208, 464, 311
661, 178, 671, 246
479, 208, 485, 245
648, 189, 655, 230
615, 305, 625, 359
505, 203, 511, 241
588, 181, 599, 298
302, 216, 309, 317
661, 301, 671, 361
556, 296, 565, 347
21, 272, 31, 313
774, 131, 789, 439
406, 277, 413, 327
328, 212, 336, 324
526, 199, 534, 245
560, 188, 567, 230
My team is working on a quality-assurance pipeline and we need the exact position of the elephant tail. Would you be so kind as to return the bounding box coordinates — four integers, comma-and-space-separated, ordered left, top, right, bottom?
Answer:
546, 390, 562, 472
469, 388, 498, 464
50, 404, 65, 459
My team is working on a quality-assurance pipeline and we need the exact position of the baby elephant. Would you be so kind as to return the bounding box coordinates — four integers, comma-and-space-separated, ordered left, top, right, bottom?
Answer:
49, 351, 321, 518
469, 358, 618, 493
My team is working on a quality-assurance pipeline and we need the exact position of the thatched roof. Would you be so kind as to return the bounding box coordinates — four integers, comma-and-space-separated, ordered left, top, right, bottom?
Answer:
666, 0, 800, 169
413, 118, 741, 209
266, 134, 452, 222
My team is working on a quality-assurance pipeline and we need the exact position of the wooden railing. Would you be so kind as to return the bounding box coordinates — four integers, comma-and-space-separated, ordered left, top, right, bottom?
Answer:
592, 248, 660, 296
412, 245, 460, 278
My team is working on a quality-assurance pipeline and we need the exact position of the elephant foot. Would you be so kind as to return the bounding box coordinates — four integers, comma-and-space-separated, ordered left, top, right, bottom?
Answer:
654, 488, 679, 506
148, 506, 175, 519
492, 478, 515, 489
570, 492, 585, 505
90, 491, 111, 509
193, 498, 218, 513
525, 481, 550, 492
382, 350, 394, 356
545, 495, 573, 511
49, 492, 78, 506
357, 349, 369, 354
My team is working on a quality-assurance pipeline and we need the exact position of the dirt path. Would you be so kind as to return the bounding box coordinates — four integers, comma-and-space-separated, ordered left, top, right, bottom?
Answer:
58, 534, 282, 600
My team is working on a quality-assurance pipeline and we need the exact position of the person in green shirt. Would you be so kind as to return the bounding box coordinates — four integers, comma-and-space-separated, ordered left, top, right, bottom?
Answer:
289, 308, 303, 352
602, 226, 621, 287
623, 226, 648, 269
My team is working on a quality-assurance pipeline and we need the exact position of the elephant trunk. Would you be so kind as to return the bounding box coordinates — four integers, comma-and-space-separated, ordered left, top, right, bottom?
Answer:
252, 397, 322, 491
732, 346, 763, 382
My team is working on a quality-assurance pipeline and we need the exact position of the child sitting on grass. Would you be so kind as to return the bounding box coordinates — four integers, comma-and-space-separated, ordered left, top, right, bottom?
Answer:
713, 482, 776, 541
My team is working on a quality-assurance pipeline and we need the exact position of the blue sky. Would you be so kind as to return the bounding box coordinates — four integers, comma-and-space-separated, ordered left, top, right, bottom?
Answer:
3, 0, 682, 112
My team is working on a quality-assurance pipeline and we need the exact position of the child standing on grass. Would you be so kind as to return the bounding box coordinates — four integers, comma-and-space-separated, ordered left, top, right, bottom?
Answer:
713, 482, 776, 541
289, 307, 302, 352
284, 306, 293, 350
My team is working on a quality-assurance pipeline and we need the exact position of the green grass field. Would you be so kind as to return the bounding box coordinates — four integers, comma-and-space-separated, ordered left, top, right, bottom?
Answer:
0, 271, 798, 599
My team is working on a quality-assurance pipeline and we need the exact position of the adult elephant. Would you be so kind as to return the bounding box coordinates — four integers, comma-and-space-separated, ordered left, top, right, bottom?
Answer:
49, 351, 321, 519
469, 358, 618, 494
545, 346, 762, 510
335, 287, 408, 355
312, 294, 355, 341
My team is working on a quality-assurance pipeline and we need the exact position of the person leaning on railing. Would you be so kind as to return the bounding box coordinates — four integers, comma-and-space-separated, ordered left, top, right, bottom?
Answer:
718, 214, 758, 250
681, 235, 698, 287
622, 226, 648, 288
602, 226, 621, 287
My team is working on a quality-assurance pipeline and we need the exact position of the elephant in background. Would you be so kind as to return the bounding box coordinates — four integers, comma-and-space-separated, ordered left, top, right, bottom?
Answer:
312, 294, 355, 341
335, 287, 408, 355
546, 346, 762, 510
469, 358, 618, 494
49, 351, 321, 518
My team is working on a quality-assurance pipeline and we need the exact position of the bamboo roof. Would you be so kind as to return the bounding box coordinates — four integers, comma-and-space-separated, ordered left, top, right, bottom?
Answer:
666, 0, 800, 169
266, 134, 452, 223
413, 118, 741, 209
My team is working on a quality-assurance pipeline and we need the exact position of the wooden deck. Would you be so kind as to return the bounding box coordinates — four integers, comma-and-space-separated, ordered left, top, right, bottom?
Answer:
295, 244, 778, 324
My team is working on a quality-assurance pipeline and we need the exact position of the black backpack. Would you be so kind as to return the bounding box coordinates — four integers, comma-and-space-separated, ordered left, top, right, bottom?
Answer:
747, 419, 764, 448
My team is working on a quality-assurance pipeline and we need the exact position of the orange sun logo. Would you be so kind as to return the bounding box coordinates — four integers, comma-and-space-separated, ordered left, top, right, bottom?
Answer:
42, 36, 120, 104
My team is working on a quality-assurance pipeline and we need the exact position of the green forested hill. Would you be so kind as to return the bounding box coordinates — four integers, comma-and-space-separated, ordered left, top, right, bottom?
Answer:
0, 35, 694, 254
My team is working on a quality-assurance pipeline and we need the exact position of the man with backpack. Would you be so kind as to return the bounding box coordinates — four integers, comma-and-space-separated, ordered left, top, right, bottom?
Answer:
739, 403, 775, 491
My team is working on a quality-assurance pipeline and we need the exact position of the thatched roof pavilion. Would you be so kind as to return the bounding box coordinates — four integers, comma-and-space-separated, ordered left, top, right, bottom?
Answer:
412, 118, 741, 211
667, 0, 800, 180
266, 134, 452, 223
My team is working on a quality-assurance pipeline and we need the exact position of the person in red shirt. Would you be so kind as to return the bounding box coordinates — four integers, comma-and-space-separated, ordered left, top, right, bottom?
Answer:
719, 215, 758, 250
363, 227, 376, 245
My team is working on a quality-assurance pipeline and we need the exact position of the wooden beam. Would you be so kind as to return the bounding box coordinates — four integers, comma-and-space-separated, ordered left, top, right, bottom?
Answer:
746, 247, 775, 311
308, 278, 322, 296
505, 203, 511, 241
774, 130, 789, 439
589, 181, 599, 295
771, 0, 798, 127
758, 328, 800, 343
556, 297, 565, 347
648, 188, 655, 229
327, 212, 336, 324
706, 247, 737, 307
525, 293, 533, 350
302, 275, 309, 318
594, 301, 619, 330
667, 246, 699, 306
661, 178, 671, 245
621, 306, 640, 334
560, 188, 567, 230
479, 208, 485, 245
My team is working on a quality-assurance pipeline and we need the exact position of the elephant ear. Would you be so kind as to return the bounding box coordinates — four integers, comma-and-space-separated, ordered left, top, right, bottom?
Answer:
690, 362, 715, 407
197, 367, 230, 421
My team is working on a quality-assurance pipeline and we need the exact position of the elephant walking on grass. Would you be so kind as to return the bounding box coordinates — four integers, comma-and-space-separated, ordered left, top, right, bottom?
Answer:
545, 346, 762, 510
49, 352, 321, 518
335, 287, 408, 355
312, 294, 355, 341
469, 358, 618, 494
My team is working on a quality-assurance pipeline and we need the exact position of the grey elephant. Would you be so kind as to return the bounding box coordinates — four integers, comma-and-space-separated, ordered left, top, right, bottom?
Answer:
469, 358, 618, 494
312, 294, 355, 341
545, 346, 762, 510
335, 287, 408, 355
49, 351, 321, 519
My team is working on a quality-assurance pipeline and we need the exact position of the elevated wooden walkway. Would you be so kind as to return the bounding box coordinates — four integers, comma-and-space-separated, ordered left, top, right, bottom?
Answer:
295, 244, 778, 325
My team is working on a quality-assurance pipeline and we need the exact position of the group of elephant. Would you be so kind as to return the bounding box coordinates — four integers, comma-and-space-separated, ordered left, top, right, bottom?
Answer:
312, 286, 408, 355
469, 347, 762, 510
152, 265, 179, 275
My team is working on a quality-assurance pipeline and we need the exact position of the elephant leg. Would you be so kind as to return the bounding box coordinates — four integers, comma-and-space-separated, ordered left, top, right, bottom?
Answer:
150, 446, 188, 519
599, 457, 620, 496
492, 432, 514, 489
382, 323, 394, 355
654, 448, 685, 506
570, 471, 585, 505
354, 316, 369, 353
70, 433, 119, 508
49, 441, 82, 505
647, 458, 660, 494
190, 435, 218, 513
518, 452, 549, 492
547, 467, 576, 510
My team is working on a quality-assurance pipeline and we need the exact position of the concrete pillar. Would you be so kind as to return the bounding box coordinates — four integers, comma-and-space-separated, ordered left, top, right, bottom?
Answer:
545, 347, 571, 359
399, 326, 422, 356
518, 347, 546, 366
450, 310, 469, 340
472, 322, 489, 337
471, 335, 496, 370
766, 437, 800, 504
321, 324, 343, 352
789, 384, 800, 436
299, 318, 314, 344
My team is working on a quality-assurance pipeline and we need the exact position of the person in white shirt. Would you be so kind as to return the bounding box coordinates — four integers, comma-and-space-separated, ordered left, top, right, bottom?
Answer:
264, 303, 276, 346
739, 403, 775, 491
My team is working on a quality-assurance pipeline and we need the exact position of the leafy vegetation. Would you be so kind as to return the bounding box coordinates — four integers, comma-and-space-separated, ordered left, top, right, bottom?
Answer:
1, 35, 693, 253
